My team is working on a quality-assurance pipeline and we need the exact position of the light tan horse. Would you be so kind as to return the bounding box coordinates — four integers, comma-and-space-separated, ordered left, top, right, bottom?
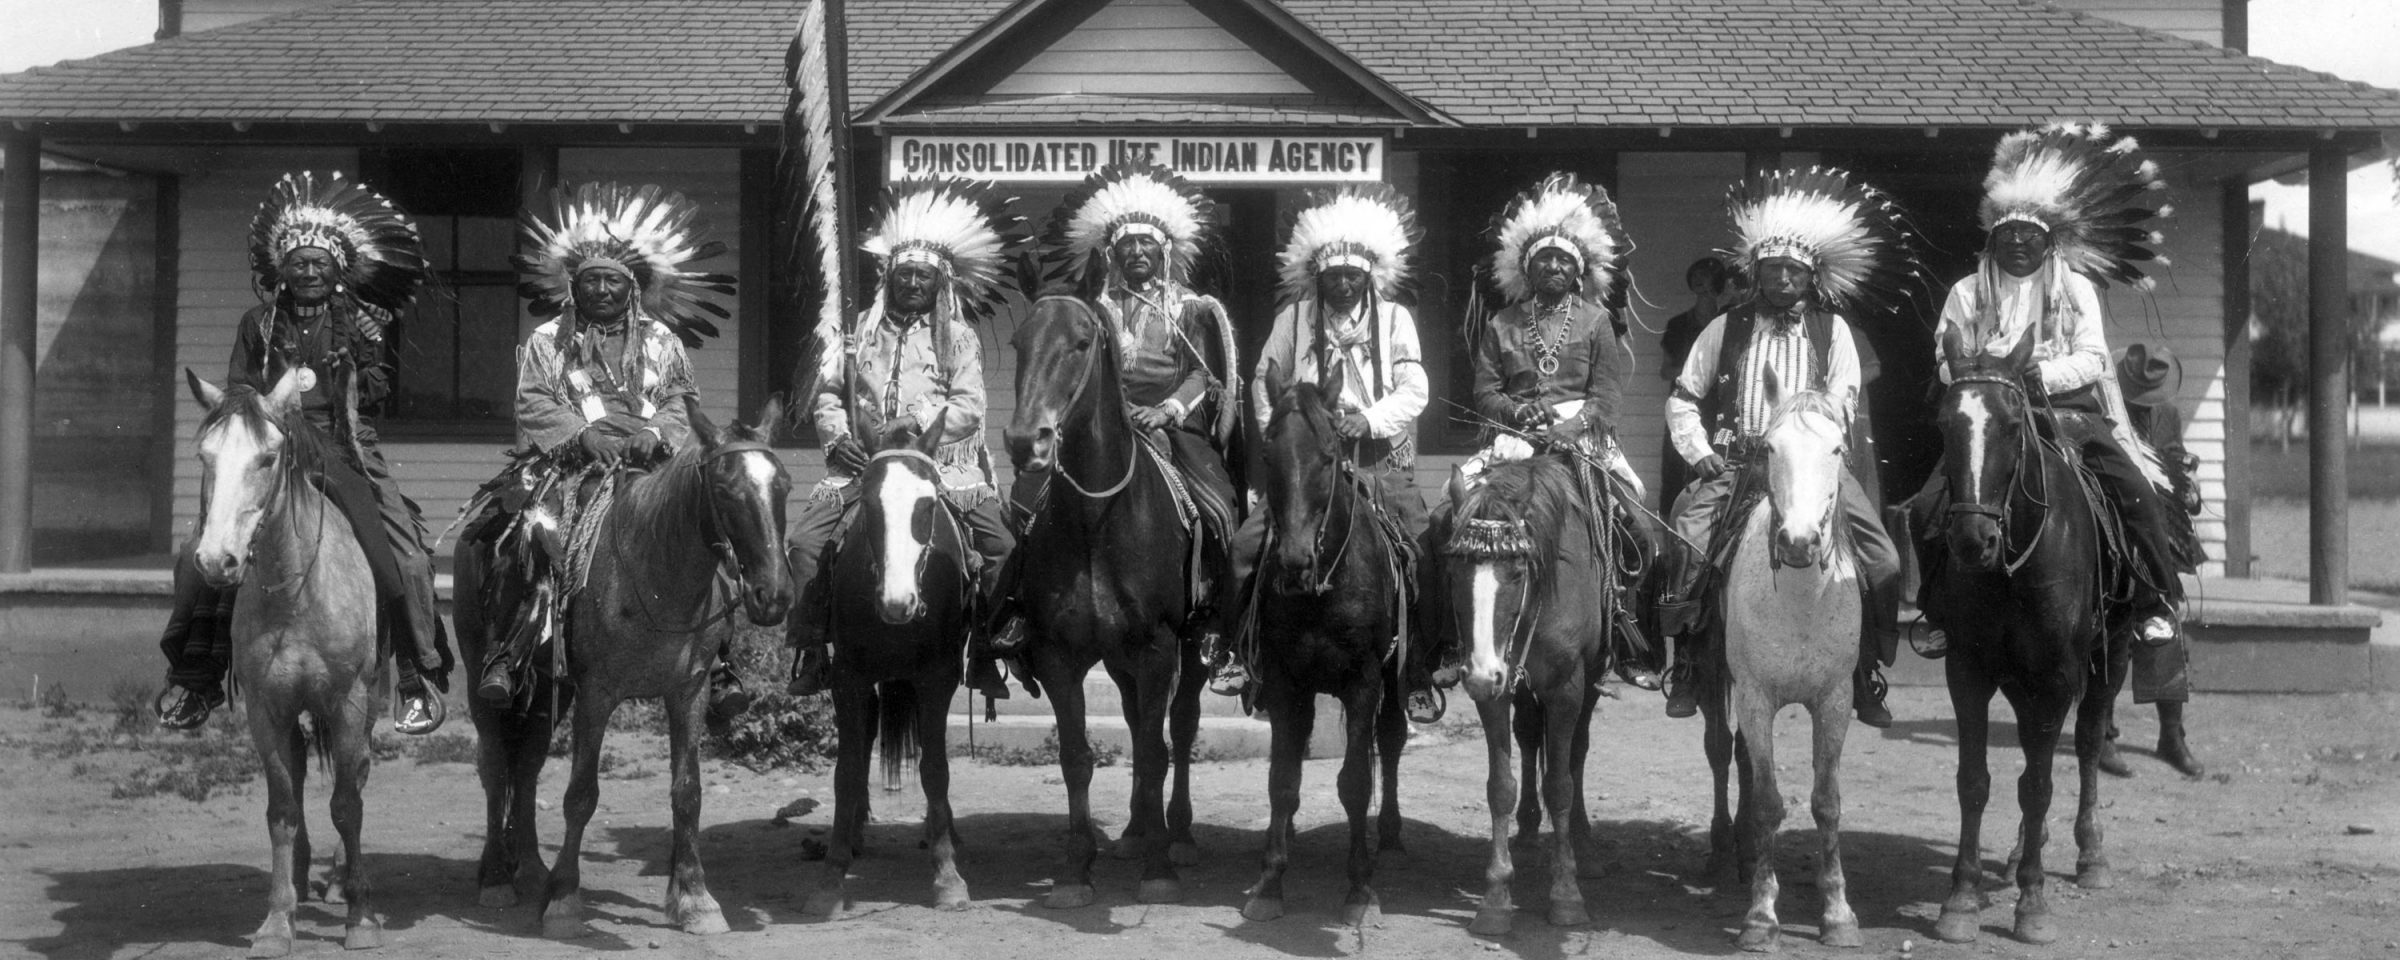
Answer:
1718, 387, 1866, 952
187, 367, 387, 958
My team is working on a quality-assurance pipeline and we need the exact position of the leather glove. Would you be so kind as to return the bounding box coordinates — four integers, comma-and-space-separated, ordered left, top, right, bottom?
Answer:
827, 434, 869, 475
1693, 454, 1731, 480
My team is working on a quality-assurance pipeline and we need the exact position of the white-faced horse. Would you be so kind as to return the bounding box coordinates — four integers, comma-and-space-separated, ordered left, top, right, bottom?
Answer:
1717, 387, 1866, 952
188, 367, 386, 958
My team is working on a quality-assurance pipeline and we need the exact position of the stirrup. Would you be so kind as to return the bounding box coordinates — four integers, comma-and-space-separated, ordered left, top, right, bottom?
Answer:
2136, 615, 2177, 647
1207, 659, 1252, 698
393, 690, 446, 736
1910, 627, 1949, 659
154, 685, 222, 731
1406, 686, 1445, 725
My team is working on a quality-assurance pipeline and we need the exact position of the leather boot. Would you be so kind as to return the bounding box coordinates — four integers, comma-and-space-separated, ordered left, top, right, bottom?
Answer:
154, 684, 223, 730
2156, 701, 2205, 778
1852, 662, 1892, 729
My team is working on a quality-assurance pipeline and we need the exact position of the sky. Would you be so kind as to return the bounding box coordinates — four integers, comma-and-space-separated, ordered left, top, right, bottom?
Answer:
0, 0, 2394, 254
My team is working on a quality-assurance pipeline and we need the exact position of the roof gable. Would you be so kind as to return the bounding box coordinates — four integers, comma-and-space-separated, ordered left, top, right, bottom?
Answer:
862, 0, 1442, 125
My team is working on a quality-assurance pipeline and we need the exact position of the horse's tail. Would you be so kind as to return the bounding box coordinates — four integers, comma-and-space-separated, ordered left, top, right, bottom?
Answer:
876, 680, 920, 786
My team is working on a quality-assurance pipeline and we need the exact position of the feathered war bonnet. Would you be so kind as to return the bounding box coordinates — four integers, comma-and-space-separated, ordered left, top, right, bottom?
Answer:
1979, 122, 2171, 290
1724, 166, 1922, 316
1275, 183, 1421, 306
1043, 161, 1214, 296
248, 171, 427, 315
859, 177, 1025, 322
512, 182, 735, 347
1490, 172, 1632, 310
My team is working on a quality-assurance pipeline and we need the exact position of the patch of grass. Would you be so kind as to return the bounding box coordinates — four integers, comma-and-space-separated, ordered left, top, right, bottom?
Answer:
966, 726, 1124, 768
711, 692, 837, 772
109, 723, 259, 802
2246, 441, 2400, 500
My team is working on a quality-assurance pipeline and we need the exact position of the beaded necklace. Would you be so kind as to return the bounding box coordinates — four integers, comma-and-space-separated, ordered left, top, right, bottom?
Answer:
1523, 298, 1572, 377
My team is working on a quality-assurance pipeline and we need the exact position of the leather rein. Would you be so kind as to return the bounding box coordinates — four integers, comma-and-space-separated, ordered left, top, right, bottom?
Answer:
1942, 373, 2054, 574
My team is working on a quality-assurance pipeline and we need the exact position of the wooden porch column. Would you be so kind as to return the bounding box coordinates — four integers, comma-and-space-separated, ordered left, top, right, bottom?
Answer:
2307, 146, 2349, 604
0, 131, 39, 572
2219, 179, 2252, 577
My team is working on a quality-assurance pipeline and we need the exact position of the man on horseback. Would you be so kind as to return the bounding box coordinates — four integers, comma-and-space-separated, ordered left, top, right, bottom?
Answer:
1913, 124, 2185, 658
1206, 185, 1431, 704
1453, 171, 1659, 694
1657, 168, 1917, 728
155, 172, 453, 734
787, 179, 1022, 701
1008, 163, 1243, 685
468, 183, 748, 715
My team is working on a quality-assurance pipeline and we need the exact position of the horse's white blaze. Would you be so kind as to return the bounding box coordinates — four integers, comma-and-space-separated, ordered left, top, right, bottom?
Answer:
1959, 391, 1994, 497
1770, 410, 1845, 557
876, 466, 938, 614
739, 449, 782, 492
1467, 564, 1505, 691
194, 422, 273, 574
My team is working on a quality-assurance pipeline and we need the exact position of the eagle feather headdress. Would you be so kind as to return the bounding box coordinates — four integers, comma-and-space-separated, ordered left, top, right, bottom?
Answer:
1043, 162, 1214, 296
1724, 166, 1924, 315
1980, 121, 2171, 290
1490, 172, 1631, 309
859, 177, 1025, 320
512, 182, 735, 346
1276, 183, 1420, 304
248, 171, 426, 315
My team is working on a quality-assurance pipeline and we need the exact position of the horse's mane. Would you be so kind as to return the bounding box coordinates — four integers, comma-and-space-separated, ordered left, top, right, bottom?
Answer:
1764, 389, 1847, 439
1449, 454, 1584, 566
613, 436, 714, 548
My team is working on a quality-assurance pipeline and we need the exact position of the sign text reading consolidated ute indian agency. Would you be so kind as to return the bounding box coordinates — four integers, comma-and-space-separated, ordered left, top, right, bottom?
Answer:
887, 135, 1385, 184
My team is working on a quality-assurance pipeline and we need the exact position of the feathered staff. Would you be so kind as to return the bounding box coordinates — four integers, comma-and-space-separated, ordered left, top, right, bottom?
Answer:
785, 0, 858, 407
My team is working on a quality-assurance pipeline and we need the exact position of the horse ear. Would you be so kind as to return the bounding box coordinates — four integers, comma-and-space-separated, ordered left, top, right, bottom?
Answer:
2003, 327, 2037, 376
185, 368, 224, 409
264, 364, 305, 412
913, 409, 948, 457
751, 394, 785, 443
1763, 363, 1786, 410
688, 401, 724, 450
1260, 358, 1289, 403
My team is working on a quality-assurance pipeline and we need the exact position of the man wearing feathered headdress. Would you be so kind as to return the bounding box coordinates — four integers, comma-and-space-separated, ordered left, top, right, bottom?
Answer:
1658, 168, 1915, 728
1026, 163, 1242, 556
473, 182, 748, 713
1459, 171, 1658, 694
786, 179, 1022, 701
154, 172, 454, 734
1914, 123, 2184, 656
1201, 184, 1430, 702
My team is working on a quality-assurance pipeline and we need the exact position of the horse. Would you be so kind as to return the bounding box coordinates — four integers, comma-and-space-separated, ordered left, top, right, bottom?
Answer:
802, 415, 975, 917
1441, 452, 1623, 936
1239, 379, 1411, 925
1925, 331, 2130, 945
1705, 385, 1867, 952
453, 402, 791, 939
1002, 293, 1208, 907
185, 367, 386, 957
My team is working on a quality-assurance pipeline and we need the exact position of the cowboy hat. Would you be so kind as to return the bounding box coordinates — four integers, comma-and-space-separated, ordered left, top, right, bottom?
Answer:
2113, 342, 2182, 407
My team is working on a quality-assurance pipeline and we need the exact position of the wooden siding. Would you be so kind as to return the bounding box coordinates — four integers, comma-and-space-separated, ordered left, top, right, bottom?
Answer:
2048, 0, 2224, 46
989, 0, 1312, 97
1614, 152, 1751, 507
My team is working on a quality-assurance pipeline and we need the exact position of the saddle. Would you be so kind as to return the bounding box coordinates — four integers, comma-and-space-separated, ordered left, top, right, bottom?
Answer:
1912, 408, 2139, 610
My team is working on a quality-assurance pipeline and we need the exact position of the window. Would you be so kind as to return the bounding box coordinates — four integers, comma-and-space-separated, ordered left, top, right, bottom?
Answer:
359, 148, 522, 432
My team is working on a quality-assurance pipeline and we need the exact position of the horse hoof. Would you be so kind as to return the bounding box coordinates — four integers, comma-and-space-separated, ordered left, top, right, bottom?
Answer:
935, 889, 973, 912
1932, 911, 1980, 944
1042, 884, 1096, 910
1547, 900, 1591, 928
2076, 864, 2115, 890
2013, 911, 2059, 945
1468, 908, 1513, 937
1137, 878, 1184, 904
541, 915, 590, 940
677, 907, 730, 936
343, 918, 384, 951
1820, 921, 1864, 948
320, 880, 349, 906
1241, 897, 1284, 922
477, 885, 519, 909
1735, 924, 1781, 952
801, 889, 847, 919
1342, 901, 1383, 928
1168, 840, 1201, 867
246, 936, 293, 959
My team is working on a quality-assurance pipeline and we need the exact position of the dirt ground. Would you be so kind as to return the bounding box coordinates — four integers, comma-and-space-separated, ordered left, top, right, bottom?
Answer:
0, 687, 2393, 960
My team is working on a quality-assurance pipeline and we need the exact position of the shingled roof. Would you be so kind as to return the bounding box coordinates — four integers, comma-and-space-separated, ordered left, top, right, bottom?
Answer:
1, 0, 2396, 131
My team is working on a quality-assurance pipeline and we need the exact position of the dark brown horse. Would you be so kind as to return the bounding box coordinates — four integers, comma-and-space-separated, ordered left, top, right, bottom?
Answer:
1239, 380, 1411, 925
802, 417, 974, 917
1926, 332, 2130, 945
1003, 294, 1207, 907
1441, 453, 1622, 936
454, 404, 791, 938
187, 368, 386, 957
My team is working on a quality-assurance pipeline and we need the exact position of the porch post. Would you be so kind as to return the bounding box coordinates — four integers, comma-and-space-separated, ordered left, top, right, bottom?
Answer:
0, 131, 40, 572
2306, 145, 2348, 604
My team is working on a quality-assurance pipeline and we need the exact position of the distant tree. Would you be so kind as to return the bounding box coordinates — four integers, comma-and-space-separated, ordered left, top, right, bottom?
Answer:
2250, 226, 2383, 443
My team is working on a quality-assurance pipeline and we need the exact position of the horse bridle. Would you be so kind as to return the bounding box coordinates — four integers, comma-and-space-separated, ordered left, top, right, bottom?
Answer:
621, 438, 780, 634
1942, 372, 2052, 573
1038, 299, 1140, 500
